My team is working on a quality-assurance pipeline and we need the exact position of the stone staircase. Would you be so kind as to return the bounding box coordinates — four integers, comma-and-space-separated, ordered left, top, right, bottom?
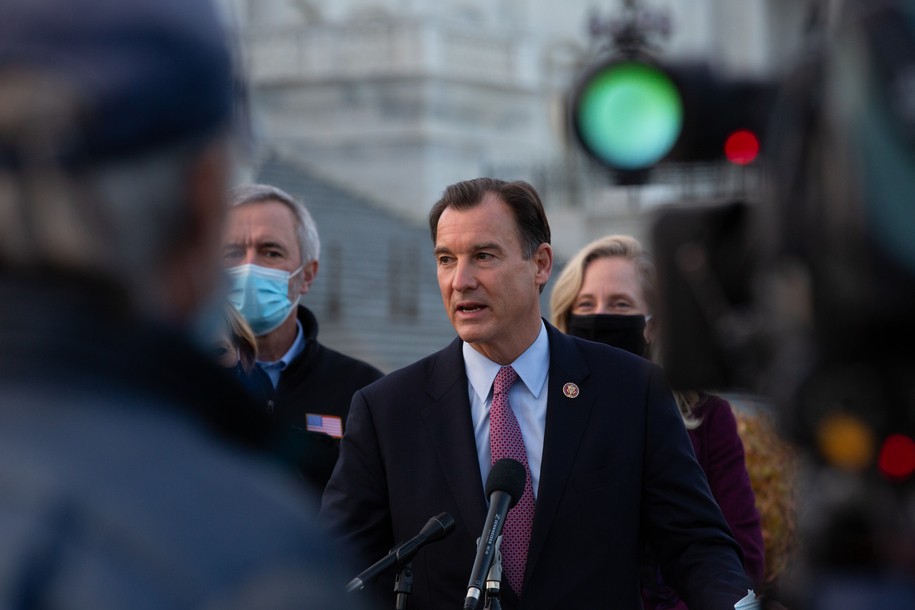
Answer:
254, 153, 458, 373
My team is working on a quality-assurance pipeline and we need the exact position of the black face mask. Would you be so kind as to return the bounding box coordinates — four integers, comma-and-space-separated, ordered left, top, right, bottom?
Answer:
566, 314, 648, 358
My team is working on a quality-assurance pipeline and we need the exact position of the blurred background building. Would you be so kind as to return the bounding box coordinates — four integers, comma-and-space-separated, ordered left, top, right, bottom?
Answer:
214, 0, 811, 372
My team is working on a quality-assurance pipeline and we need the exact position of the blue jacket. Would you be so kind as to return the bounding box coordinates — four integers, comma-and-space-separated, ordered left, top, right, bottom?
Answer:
0, 273, 364, 609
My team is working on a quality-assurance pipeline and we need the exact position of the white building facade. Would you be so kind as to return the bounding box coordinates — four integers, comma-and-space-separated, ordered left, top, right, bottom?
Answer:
220, 0, 808, 256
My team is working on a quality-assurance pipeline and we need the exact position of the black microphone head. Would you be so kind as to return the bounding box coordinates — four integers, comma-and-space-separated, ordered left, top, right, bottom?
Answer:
485, 458, 527, 509
419, 512, 456, 542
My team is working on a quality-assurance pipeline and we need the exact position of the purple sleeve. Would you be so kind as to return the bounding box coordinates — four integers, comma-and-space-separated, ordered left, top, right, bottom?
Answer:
694, 396, 766, 587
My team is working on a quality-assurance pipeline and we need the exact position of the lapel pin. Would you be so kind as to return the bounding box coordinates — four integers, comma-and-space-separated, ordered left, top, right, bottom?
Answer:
562, 382, 580, 399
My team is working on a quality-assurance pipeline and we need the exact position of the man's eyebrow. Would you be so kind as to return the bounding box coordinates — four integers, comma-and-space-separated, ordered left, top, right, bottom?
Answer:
222, 239, 287, 250
471, 242, 502, 252
257, 240, 288, 251
433, 242, 504, 256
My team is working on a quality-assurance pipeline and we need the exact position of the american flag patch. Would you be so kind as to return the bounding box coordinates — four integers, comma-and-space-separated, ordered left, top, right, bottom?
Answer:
306, 413, 343, 438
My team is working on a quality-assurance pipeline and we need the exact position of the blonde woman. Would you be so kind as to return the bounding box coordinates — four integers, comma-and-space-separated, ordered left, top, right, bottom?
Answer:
550, 235, 765, 608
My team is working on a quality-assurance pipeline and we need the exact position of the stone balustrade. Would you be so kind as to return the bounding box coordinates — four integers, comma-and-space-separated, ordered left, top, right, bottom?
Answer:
241, 19, 537, 89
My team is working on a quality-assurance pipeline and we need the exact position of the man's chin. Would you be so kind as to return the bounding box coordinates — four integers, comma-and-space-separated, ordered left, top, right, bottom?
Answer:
453, 322, 487, 346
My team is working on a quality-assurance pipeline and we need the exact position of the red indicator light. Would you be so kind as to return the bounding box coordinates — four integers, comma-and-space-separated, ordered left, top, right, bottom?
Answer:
724, 129, 760, 165
878, 434, 915, 481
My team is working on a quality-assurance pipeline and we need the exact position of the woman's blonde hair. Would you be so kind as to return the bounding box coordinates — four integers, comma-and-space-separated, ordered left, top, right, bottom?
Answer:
223, 303, 259, 372
550, 234, 701, 428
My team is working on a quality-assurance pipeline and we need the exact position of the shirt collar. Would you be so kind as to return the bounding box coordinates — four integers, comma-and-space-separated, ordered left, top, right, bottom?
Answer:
463, 320, 549, 402
258, 318, 305, 369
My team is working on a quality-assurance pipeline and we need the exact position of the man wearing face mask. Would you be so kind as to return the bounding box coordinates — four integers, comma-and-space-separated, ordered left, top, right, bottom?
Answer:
223, 184, 384, 496
550, 234, 765, 609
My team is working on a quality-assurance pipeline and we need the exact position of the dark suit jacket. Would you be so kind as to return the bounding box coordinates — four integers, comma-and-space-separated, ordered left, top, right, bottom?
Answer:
321, 322, 750, 610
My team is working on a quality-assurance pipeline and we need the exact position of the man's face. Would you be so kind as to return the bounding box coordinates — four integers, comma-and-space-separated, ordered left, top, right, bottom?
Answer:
434, 193, 552, 364
222, 200, 316, 299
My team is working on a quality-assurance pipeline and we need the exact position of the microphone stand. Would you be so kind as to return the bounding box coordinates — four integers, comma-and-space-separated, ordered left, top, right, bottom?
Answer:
347, 512, 455, 605
393, 560, 414, 610
483, 536, 503, 610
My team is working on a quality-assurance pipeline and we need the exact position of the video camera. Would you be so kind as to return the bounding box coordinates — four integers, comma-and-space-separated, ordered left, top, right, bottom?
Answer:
571, 57, 772, 177
571, 0, 915, 484
572, 2, 915, 606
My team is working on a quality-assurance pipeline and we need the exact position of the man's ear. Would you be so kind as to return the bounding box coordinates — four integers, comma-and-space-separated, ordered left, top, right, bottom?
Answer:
297, 259, 319, 296
186, 141, 229, 246
162, 139, 230, 323
534, 242, 553, 289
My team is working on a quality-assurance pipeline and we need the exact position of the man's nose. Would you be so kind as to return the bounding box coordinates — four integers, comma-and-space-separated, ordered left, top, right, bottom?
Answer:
452, 259, 477, 291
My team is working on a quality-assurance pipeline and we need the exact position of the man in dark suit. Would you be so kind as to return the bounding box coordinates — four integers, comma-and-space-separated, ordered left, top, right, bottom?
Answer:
321, 178, 752, 609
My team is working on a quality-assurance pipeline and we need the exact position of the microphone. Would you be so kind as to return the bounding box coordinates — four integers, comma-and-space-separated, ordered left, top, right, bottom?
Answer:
346, 512, 455, 593
463, 458, 527, 610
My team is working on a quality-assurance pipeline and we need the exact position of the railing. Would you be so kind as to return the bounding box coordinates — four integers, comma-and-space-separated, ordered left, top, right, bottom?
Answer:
241, 19, 537, 88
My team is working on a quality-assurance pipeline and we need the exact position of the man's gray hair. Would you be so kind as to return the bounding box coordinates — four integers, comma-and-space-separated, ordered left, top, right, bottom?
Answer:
0, 113, 204, 309
229, 184, 320, 265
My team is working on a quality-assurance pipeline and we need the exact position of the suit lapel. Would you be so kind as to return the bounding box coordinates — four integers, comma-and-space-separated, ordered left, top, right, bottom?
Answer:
420, 338, 489, 546
524, 324, 595, 579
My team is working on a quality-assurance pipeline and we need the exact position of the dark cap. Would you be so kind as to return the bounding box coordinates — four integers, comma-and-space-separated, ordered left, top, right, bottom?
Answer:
0, 0, 235, 164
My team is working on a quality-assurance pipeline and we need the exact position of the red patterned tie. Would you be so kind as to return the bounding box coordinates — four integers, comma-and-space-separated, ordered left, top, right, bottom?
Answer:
489, 366, 535, 595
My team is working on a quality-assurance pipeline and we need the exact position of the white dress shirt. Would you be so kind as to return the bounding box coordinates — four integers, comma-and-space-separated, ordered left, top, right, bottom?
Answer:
464, 321, 549, 498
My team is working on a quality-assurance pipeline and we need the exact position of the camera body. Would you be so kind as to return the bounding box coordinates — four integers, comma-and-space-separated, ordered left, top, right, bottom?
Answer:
571, 1, 915, 606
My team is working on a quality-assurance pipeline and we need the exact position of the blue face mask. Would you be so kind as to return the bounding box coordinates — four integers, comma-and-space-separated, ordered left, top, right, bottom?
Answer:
227, 263, 303, 336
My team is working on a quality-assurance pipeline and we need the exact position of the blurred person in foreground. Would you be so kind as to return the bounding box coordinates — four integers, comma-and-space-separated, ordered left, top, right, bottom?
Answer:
0, 0, 361, 607
222, 184, 384, 494
549, 234, 765, 608
321, 178, 752, 609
